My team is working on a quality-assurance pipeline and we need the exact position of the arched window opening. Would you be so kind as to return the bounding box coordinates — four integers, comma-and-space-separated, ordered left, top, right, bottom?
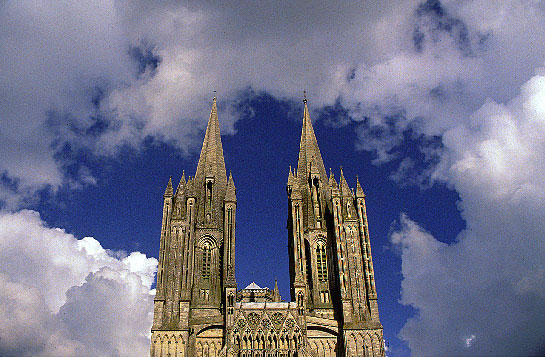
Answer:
206, 179, 213, 222
304, 240, 313, 295
202, 242, 212, 278
316, 242, 328, 282
311, 176, 322, 226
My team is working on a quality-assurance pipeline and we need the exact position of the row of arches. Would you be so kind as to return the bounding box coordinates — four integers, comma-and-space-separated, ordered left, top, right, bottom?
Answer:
308, 338, 336, 357
346, 331, 384, 357
234, 332, 302, 353
196, 339, 222, 357
151, 333, 185, 357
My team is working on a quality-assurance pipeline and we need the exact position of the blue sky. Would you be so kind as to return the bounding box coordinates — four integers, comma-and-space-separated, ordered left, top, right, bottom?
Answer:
1, 1, 545, 356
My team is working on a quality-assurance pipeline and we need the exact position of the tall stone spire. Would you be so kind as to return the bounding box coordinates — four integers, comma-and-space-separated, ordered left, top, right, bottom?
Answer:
296, 95, 328, 184
194, 97, 227, 187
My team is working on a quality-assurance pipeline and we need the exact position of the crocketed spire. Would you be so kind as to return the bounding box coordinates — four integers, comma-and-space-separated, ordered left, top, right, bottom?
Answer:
296, 97, 328, 185
194, 97, 227, 188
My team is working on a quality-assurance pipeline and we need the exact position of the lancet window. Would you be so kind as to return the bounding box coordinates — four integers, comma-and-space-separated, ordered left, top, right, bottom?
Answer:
316, 241, 328, 282
202, 241, 212, 278
205, 178, 213, 222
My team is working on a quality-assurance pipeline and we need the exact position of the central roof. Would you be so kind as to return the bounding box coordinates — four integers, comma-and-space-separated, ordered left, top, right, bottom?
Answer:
244, 282, 262, 290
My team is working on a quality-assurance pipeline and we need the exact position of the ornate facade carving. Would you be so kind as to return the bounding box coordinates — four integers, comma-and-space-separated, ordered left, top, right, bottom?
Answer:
150, 97, 384, 356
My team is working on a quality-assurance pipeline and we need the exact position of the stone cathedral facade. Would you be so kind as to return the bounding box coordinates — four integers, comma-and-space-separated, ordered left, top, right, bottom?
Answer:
150, 97, 384, 356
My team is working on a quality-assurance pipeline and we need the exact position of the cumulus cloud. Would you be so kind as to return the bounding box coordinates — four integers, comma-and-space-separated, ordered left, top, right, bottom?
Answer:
0, 0, 414, 206
339, 1, 545, 159
0, 210, 157, 356
0, 0, 136, 207
2, 0, 544, 205
391, 73, 545, 355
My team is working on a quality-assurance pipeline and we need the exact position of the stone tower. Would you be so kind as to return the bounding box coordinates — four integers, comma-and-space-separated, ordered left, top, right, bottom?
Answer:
150, 97, 384, 356
151, 97, 237, 356
286, 96, 384, 355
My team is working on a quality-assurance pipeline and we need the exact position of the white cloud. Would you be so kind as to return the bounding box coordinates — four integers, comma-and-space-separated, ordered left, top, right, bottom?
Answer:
0, 0, 417, 206
0, 210, 157, 356
391, 73, 545, 355
0, 0, 137, 207
2, 0, 544, 206
464, 334, 476, 348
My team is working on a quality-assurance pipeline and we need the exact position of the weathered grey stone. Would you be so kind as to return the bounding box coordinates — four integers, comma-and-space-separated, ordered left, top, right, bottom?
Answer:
150, 97, 385, 356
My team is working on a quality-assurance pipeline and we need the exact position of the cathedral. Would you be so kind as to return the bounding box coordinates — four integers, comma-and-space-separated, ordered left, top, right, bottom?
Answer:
150, 96, 384, 356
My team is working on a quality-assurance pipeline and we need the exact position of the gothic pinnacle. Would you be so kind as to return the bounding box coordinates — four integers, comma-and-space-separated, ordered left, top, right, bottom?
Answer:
273, 279, 281, 302
175, 171, 186, 197
355, 175, 365, 198
287, 166, 296, 187
225, 171, 236, 202
329, 169, 338, 189
339, 167, 352, 197
164, 176, 173, 197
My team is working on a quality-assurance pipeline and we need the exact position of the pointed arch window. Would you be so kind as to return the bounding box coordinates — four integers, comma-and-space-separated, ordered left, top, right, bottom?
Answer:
205, 178, 214, 223
316, 241, 328, 282
202, 241, 212, 278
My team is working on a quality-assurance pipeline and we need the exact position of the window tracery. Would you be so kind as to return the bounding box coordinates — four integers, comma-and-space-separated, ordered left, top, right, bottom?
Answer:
316, 241, 328, 282
201, 241, 212, 278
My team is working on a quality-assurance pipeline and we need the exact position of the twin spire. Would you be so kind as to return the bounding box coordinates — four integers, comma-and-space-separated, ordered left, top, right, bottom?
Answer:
296, 95, 328, 185
292, 95, 365, 198
194, 97, 228, 188
164, 97, 231, 201
166, 94, 363, 199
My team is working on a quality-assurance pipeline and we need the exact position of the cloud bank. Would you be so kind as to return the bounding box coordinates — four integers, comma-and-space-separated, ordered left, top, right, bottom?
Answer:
0, 210, 157, 356
2, 0, 545, 203
391, 73, 545, 355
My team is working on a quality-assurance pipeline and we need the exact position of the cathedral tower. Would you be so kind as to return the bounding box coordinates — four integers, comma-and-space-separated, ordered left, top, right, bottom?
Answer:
286, 96, 384, 355
151, 98, 237, 356
150, 96, 384, 356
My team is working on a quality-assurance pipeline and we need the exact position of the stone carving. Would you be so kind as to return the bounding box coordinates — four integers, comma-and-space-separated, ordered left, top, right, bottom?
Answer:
246, 312, 260, 328
271, 312, 284, 327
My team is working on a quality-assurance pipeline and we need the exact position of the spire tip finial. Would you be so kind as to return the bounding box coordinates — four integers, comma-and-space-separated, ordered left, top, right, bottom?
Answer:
303, 90, 307, 104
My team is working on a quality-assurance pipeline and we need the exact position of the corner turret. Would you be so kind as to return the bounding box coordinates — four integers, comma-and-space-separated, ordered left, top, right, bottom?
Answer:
164, 176, 173, 197
224, 172, 236, 202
